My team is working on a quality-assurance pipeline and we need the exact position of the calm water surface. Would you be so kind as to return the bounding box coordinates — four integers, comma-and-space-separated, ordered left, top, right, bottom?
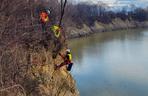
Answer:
69, 29, 148, 96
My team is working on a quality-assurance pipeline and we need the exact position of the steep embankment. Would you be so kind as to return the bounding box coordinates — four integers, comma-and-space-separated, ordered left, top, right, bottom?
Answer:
0, 43, 79, 96
66, 19, 148, 38
0, 0, 79, 96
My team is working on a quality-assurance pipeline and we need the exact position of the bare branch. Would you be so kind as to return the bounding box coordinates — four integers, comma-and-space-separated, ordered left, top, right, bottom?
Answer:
0, 84, 26, 96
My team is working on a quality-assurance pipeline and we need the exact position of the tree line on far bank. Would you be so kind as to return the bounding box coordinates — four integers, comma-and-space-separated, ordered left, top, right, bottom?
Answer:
65, 2, 148, 27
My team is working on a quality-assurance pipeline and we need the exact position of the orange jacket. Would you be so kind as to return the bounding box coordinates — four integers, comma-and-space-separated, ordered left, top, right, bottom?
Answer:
40, 12, 49, 23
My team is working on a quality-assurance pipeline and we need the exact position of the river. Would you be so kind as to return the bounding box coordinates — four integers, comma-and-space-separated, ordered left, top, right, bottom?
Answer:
69, 29, 148, 96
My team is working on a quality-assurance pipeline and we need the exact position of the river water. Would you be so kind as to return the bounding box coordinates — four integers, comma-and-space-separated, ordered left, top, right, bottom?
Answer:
69, 29, 148, 96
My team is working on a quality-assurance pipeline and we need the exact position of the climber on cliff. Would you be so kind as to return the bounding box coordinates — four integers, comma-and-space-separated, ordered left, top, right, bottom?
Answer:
51, 25, 63, 59
55, 49, 73, 71
51, 25, 61, 38
39, 8, 50, 32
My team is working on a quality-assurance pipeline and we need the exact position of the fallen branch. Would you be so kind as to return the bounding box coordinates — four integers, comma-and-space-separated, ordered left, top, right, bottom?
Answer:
0, 84, 26, 96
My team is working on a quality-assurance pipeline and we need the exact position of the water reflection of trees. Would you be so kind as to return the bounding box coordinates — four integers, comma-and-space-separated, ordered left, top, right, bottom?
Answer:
69, 29, 147, 66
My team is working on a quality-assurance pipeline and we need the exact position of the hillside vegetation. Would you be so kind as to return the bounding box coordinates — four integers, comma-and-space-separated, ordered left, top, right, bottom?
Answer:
0, 0, 79, 96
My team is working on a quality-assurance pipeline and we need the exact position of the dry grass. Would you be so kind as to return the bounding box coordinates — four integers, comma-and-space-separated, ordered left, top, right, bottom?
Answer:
0, 0, 66, 95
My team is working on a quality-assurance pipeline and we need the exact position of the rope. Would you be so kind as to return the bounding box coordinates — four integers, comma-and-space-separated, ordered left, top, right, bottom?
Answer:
59, 0, 67, 27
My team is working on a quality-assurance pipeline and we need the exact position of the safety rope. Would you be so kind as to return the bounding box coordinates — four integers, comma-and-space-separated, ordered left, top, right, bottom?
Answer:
59, 0, 67, 27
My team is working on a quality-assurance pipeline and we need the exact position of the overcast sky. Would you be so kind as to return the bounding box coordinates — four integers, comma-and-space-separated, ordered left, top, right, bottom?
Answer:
71, 0, 148, 7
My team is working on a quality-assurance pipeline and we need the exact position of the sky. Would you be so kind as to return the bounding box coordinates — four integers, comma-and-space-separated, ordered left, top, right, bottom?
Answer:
71, 0, 148, 8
